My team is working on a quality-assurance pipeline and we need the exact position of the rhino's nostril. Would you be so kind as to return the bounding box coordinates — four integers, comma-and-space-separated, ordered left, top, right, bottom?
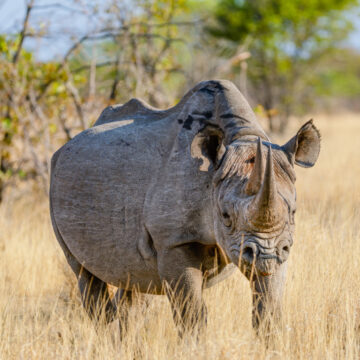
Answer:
242, 244, 257, 263
278, 244, 290, 263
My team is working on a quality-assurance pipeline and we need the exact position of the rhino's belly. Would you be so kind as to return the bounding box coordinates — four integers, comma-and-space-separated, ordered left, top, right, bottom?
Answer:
54, 198, 162, 291
54, 201, 161, 290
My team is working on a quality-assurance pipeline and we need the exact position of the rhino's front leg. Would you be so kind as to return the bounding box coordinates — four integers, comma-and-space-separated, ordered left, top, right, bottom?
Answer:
158, 245, 207, 337
250, 262, 287, 333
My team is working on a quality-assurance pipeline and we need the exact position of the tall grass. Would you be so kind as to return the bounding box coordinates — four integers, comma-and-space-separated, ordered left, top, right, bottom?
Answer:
1, 114, 359, 359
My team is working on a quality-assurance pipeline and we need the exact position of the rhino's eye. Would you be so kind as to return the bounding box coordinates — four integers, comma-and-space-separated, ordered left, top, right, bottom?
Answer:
245, 156, 255, 164
222, 212, 232, 227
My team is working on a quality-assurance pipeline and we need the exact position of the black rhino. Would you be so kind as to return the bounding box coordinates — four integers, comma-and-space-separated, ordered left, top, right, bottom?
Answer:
50, 80, 320, 334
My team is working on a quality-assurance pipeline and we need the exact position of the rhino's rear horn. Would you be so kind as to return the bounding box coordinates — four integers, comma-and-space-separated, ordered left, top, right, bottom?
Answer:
245, 137, 264, 195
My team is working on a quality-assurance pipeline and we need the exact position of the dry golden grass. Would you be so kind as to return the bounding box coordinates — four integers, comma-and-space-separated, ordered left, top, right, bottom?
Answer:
1, 113, 360, 359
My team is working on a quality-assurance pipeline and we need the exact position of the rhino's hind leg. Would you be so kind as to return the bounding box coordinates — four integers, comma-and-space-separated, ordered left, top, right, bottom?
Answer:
51, 212, 116, 323
79, 271, 134, 337
111, 288, 133, 337
77, 266, 118, 323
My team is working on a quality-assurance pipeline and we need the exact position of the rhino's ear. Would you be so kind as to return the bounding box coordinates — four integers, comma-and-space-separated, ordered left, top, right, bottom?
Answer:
282, 119, 320, 168
191, 125, 226, 172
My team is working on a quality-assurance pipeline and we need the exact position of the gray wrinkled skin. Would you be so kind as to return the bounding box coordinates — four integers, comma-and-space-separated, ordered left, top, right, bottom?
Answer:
50, 80, 320, 334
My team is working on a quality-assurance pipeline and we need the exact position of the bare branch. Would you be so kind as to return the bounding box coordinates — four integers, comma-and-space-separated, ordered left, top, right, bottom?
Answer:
72, 60, 118, 73
12, 0, 35, 64
65, 79, 86, 130
59, 109, 72, 142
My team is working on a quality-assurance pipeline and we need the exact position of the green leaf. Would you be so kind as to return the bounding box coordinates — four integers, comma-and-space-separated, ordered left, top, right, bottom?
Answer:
1, 118, 12, 131
18, 169, 26, 179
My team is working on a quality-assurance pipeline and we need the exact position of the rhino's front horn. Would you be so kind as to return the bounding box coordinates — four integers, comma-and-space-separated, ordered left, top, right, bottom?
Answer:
245, 137, 264, 195
248, 146, 283, 229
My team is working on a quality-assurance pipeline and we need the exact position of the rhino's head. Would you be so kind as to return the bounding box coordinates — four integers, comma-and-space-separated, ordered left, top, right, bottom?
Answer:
207, 120, 320, 277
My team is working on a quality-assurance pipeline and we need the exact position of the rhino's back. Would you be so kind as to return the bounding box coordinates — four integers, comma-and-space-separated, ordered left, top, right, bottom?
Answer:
51, 117, 176, 288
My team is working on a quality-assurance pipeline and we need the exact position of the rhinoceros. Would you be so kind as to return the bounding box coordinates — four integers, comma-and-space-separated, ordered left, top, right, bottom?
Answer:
50, 80, 320, 334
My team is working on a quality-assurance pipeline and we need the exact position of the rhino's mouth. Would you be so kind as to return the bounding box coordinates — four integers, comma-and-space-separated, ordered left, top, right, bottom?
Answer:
229, 242, 277, 277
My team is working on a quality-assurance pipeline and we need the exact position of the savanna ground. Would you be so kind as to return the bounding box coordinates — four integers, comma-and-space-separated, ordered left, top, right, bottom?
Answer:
0, 113, 359, 359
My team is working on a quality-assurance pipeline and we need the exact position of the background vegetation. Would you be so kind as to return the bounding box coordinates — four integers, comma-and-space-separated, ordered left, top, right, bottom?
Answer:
0, 0, 360, 358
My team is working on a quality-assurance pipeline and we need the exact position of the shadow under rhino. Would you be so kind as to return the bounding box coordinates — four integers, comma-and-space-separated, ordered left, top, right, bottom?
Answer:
50, 80, 320, 336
